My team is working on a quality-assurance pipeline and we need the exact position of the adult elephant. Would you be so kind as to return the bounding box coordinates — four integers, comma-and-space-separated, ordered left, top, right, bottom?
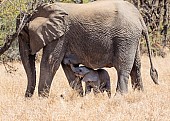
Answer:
0, 0, 158, 97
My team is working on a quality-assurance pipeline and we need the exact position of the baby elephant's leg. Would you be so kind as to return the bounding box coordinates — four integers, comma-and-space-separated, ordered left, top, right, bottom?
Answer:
99, 69, 111, 98
99, 82, 106, 93
93, 87, 100, 95
85, 82, 92, 95
105, 80, 111, 98
92, 81, 100, 95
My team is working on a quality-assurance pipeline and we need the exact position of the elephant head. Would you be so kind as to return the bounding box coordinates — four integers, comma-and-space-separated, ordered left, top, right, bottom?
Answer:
0, 3, 70, 97
9, 3, 69, 97
0, 3, 68, 56
71, 66, 92, 79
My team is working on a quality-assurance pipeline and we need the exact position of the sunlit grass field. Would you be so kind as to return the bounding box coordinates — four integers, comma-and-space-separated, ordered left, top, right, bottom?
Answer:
0, 55, 170, 121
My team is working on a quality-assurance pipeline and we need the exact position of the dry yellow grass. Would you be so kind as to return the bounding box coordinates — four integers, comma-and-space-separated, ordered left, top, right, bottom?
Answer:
0, 55, 170, 121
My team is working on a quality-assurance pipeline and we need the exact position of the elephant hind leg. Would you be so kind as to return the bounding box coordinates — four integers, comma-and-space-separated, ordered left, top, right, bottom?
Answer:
130, 47, 144, 91
115, 50, 137, 94
116, 70, 129, 94
114, 38, 139, 94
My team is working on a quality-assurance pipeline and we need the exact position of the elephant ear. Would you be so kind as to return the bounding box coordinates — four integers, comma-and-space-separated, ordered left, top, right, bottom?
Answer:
81, 72, 98, 82
28, 3, 68, 54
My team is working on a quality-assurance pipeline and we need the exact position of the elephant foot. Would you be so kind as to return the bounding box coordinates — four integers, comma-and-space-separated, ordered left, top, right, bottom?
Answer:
73, 86, 84, 97
85, 90, 91, 96
93, 89, 100, 96
132, 79, 144, 91
116, 71, 129, 94
116, 90, 127, 95
69, 78, 84, 97
38, 87, 50, 97
25, 88, 35, 97
38, 91, 49, 97
78, 90, 84, 97
114, 91, 129, 99
25, 91, 33, 97
70, 82, 84, 97
106, 90, 111, 98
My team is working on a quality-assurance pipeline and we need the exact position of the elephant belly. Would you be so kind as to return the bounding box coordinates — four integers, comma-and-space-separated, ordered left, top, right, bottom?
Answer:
84, 54, 114, 69
66, 47, 114, 69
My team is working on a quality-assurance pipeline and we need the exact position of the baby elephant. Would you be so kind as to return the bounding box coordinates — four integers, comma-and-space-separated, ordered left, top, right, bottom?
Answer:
63, 54, 111, 97
73, 66, 111, 98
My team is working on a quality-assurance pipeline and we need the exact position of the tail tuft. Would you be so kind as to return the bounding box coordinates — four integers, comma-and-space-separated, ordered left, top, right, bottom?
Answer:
150, 68, 159, 85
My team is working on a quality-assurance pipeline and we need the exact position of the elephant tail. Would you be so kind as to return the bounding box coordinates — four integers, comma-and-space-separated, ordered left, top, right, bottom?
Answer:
142, 30, 159, 85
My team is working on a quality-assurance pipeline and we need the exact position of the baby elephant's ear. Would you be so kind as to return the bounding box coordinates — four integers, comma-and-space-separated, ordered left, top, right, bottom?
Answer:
82, 73, 98, 82
28, 3, 68, 54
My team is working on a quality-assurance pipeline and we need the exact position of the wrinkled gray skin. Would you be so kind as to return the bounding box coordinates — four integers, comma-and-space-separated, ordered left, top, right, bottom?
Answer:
73, 66, 111, 98
15, 0, 158, 97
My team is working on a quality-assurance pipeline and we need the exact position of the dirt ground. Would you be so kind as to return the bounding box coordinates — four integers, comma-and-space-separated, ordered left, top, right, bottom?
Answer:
0, 55, 170, 121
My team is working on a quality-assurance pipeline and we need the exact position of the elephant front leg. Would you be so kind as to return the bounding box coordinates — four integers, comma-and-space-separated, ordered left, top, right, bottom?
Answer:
38, 38, 66, 97
130, 48, 144, 91
61, 63, 83, 96
19, 40, 36, 97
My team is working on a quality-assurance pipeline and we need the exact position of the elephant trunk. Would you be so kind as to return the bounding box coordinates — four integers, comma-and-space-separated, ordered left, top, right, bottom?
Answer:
143, 31, 159, 85
0, 32, 17, 56
70, 64, 76, 72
